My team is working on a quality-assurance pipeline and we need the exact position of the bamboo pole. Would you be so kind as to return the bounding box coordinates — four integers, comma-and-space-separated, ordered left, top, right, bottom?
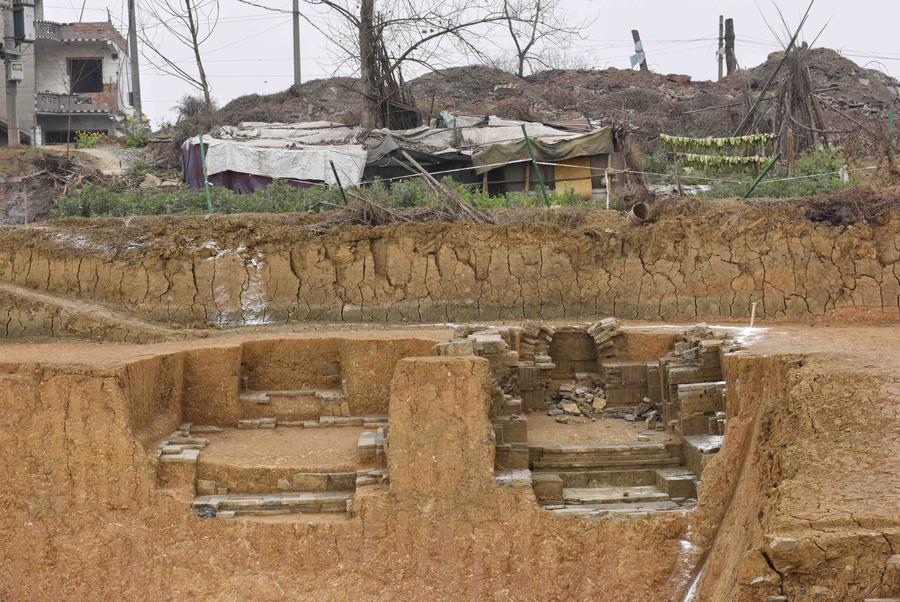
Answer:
521, 125, 550, 207
330, 160, 348, 204
198, 134, 213, 213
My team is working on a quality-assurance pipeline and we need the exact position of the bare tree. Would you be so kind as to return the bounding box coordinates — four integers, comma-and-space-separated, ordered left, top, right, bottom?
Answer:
140, 0, 218, 109
239, 0, 512, 128
498, 0, 590, 77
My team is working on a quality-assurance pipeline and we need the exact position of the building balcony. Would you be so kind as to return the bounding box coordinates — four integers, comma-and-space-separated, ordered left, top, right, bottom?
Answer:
35, 91, 117, 115
34, 21, 128, 53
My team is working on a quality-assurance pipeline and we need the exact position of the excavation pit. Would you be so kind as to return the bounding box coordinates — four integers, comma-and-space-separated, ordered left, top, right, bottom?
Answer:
1, 320, 898, 600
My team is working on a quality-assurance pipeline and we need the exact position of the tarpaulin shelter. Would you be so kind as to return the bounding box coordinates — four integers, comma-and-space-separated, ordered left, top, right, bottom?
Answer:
471, 125, 624, 200
181, 122, 369, 194
182, 117, 625, 199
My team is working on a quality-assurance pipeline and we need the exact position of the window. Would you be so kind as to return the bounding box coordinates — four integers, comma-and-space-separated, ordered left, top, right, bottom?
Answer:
69, 58, 103, 93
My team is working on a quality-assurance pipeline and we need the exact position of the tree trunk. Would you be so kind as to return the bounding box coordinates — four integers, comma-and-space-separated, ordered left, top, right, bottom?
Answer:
185, 0, 212, 109
358, 0, 379, 128
725, 18, 737, 75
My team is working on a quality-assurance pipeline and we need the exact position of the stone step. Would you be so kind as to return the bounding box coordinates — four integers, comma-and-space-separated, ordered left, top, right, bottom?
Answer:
562, 485, 670, 505
192, 491, 353, 518
358, 429, 387, 467
239, 388, 348, 421
541, 499, 682, 518
532, 457, 682, 471
492, 414, 527, 445
655, 467, 697, 499
537, 442, 673, 456
536, 450, 674, 463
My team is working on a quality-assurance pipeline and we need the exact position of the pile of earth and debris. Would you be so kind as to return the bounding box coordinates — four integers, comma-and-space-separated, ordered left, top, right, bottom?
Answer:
545, 383, 662, 429
0, 147, 107, 224
181, 47, 900, 154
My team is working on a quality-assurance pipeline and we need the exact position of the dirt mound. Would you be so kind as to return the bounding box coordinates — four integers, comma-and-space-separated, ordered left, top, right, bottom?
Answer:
0, 148, 105, 224
190, 47, 899, 151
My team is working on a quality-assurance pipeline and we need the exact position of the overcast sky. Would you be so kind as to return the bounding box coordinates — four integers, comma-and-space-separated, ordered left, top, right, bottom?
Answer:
40, 0, 900, 125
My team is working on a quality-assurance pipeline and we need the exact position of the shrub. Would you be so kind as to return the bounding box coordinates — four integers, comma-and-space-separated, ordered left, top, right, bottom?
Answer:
123, 115, 149, 148
75, 130, 102, 149
702, 148, 848, 199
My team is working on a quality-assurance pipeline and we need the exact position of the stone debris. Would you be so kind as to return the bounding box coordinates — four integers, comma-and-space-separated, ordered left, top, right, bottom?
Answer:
546, 383, 608, 417
157, 432, 208, 462
355, 468, 388, 487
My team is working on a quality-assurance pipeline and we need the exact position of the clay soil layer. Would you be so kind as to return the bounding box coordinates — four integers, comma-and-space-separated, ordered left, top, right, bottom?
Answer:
0, 200, 897, 336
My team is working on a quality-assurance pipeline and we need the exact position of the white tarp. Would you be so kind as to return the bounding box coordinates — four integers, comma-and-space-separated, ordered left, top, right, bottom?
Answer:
196, 136, 368, 186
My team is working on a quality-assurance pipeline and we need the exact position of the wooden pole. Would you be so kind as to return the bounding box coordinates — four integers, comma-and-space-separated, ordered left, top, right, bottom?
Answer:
744, 152, 782, 198
604, 169, 610, 210
631, 30, 648, 72
750, 302, 758, 328
717, 16, 725, 81
198, 134, 213, 213
786, 127, 795, 176
292, 0, 302, 86
733, 0, 815, 136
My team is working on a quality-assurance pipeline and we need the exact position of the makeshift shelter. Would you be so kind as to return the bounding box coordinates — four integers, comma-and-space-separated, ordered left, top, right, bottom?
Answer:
182, 117, 626, 199
181, 122, 369, 193
472, 125, 625, 200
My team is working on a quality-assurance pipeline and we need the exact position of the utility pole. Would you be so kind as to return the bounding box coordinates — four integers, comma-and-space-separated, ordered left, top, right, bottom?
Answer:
630, 29, 648, 72
725, 18, 737, 75
717, 15, 724, 81
127, 0, 143, 121
292, 0, 301, 86
3, 3, 21, 146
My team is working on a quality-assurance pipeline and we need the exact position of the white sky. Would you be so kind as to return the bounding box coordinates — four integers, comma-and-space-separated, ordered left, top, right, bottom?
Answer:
40, 0, 900, 126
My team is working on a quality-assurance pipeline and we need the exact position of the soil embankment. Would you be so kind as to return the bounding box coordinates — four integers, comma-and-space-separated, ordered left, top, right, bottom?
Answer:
0, 201, 896, 334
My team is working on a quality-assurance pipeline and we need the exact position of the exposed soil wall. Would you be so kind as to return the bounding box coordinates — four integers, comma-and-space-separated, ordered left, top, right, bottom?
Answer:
0, 204, 897, 330
690, 351, 900, 600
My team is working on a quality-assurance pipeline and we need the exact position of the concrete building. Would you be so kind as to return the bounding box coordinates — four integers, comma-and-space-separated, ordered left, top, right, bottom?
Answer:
1, 0, 133, 145
33, 20, 133, 143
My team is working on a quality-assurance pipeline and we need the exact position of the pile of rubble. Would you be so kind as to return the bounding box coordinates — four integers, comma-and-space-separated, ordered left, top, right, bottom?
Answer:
547, 383, 608, 421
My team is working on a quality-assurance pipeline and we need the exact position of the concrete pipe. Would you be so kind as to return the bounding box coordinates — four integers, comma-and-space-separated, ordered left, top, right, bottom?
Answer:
628, 202, 651, 225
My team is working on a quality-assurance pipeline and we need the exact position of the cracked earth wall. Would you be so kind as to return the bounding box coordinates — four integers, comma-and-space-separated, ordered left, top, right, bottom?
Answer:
0, 206, 897, 333
689, 352, 900, 601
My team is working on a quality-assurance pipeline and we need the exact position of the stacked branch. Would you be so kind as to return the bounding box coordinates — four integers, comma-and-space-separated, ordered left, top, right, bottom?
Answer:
772, 47, 831, 155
